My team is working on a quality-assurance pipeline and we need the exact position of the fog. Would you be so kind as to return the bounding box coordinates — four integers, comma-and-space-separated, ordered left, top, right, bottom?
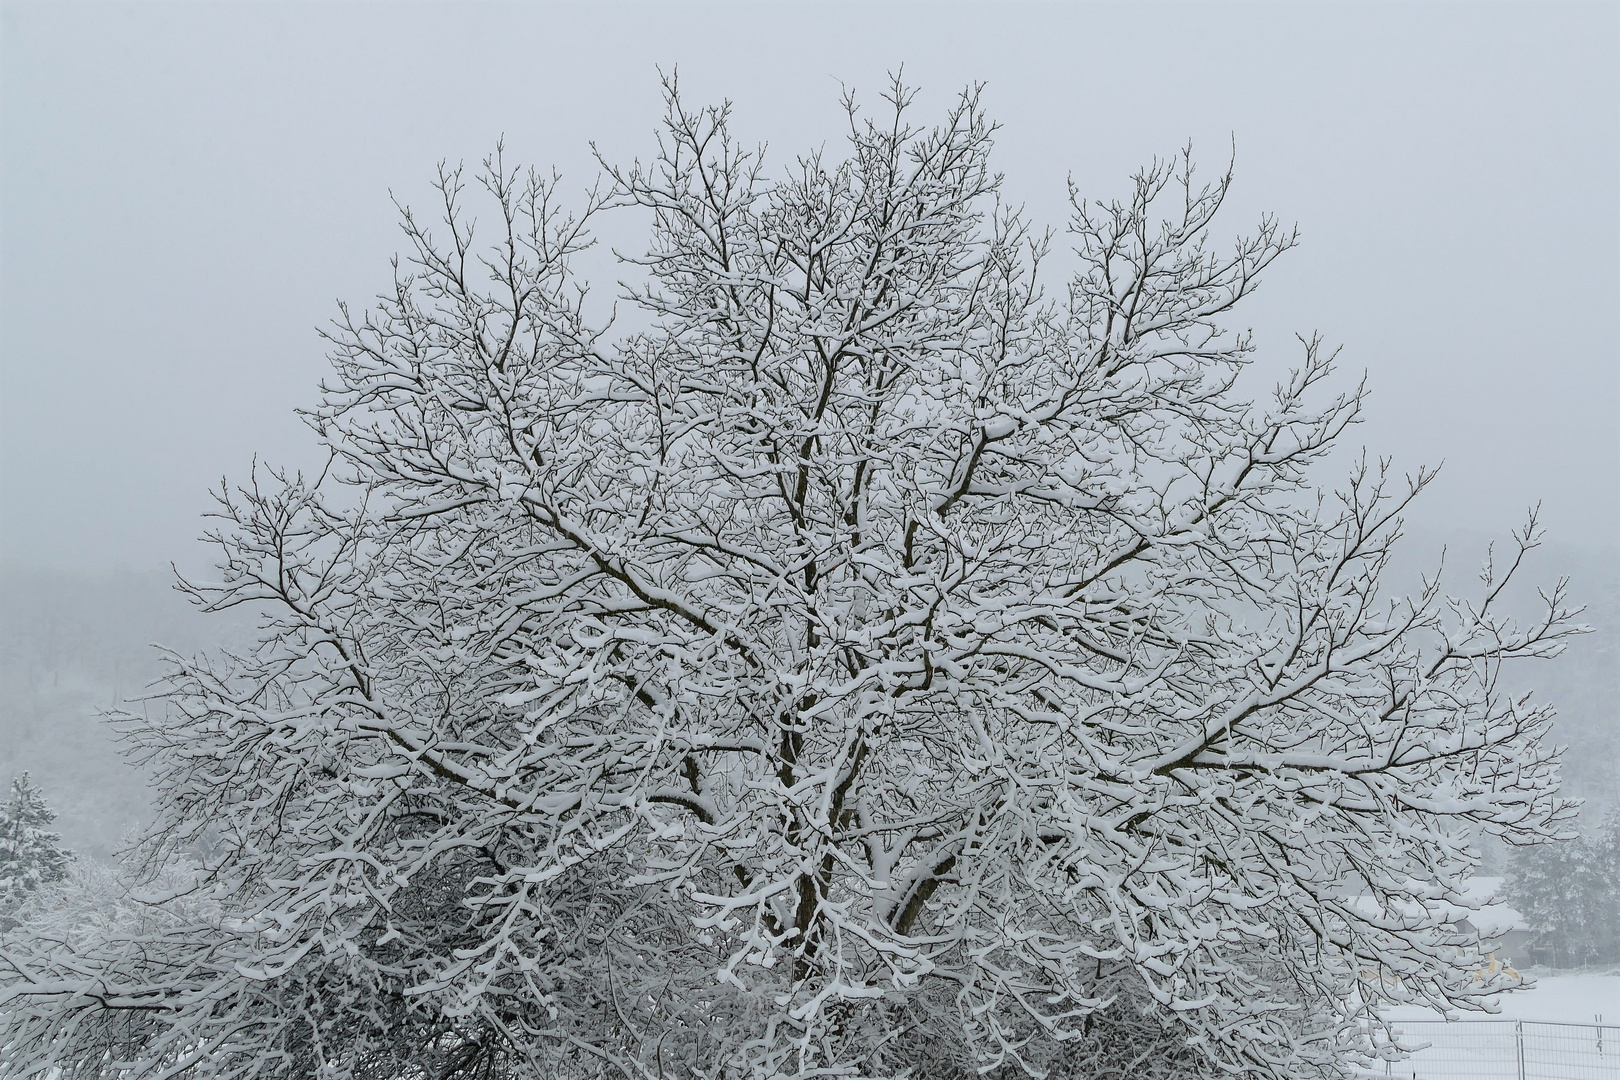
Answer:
4, 1, 1617, 572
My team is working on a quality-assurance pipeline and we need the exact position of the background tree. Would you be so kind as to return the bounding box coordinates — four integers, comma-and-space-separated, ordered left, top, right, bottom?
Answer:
0, 773, 71, 915
0, 78, 1583, 1079
1507, 809, 1620, 968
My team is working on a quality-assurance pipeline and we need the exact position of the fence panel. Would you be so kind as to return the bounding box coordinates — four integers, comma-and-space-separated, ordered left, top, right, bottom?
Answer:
1356, 1019, 1617, 1080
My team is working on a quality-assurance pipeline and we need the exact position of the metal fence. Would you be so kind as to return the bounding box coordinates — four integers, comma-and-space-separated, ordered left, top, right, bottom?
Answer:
1356, 1019, 1618, 1079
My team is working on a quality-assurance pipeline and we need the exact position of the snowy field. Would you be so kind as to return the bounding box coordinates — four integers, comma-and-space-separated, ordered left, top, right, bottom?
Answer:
1384, 973, 1620, 1026
1372, 975, 1620, 1079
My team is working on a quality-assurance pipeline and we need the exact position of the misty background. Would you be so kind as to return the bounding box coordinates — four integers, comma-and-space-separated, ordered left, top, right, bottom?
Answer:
2, 1, 1616, 860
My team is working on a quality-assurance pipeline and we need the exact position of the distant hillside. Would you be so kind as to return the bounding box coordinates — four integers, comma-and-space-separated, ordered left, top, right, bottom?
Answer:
1387, 532, 1619, 819
0, 565, 255, 859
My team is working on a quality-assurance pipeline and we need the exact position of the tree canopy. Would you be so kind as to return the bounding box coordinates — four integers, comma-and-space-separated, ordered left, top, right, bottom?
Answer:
0, 78, 1582, 1080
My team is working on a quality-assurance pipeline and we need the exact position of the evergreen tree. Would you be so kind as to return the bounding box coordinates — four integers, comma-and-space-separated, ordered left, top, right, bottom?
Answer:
0, 773, 72, 909
1507, 808, 1620, 967
1584, 809, 1620, 964
1508, 837, 1590, 967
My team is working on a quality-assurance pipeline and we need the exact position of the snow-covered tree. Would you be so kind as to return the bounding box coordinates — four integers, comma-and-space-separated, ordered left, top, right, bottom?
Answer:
1507, 808, 1620, 967
0, 78, 1583, 1079
0, 773, 71, 911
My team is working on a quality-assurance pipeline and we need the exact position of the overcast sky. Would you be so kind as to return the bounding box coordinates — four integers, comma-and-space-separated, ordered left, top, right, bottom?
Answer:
2, 0, 1616, 576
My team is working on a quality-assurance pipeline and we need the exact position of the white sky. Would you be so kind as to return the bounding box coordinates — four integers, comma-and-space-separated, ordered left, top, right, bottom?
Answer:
2, 0, 1616, 573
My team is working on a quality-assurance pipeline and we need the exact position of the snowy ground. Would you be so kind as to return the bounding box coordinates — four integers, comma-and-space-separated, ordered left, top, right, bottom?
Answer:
1384, 972, 1620, 1026
1373, 974, 1620, 1079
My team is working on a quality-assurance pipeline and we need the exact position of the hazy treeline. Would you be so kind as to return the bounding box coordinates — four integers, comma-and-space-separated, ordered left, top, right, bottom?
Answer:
0, 564, 256, 858
1422, 536, 1620, 815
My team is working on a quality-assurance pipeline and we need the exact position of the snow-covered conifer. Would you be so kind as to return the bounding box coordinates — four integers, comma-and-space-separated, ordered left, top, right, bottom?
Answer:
1508, 808, 1620, 967
0, 773, 71, 910
0, 78, 1584, 1079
